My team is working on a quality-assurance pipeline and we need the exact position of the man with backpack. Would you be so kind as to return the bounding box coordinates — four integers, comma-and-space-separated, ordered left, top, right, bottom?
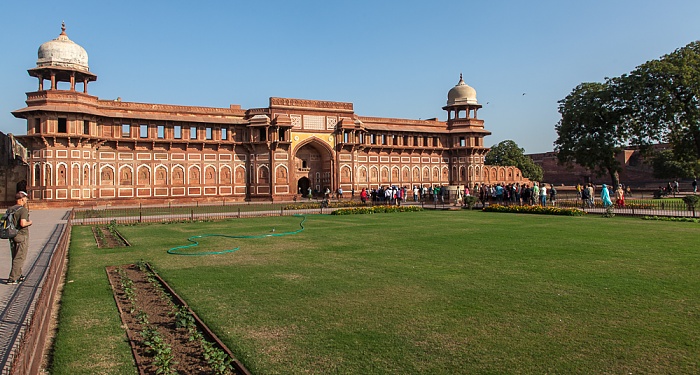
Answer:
7, 191, 32, 285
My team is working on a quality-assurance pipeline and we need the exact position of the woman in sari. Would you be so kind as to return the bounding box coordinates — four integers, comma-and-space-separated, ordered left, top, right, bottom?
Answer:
601, 184, 613, 207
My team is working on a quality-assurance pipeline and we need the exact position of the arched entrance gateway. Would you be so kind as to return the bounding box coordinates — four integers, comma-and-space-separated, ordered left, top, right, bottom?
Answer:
293, 139, 333, 197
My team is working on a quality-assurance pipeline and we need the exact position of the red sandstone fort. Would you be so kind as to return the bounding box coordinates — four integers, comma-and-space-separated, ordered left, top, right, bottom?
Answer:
6, 24, 530, 207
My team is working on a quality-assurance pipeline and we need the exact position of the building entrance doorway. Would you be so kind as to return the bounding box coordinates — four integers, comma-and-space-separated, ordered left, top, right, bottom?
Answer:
293, 140, 332, 196
297, 177, 311, 197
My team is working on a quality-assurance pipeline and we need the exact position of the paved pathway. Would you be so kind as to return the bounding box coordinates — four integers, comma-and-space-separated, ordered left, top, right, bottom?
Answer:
0, 209, 69, 375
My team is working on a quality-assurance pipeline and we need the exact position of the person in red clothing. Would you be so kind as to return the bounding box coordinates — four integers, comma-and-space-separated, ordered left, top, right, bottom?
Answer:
615, 185, 625, 208
360, 188, 368, 204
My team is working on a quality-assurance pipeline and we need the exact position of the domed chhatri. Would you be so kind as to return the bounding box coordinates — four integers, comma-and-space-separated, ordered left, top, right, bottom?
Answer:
447, 73, 478, 106
36, 22, 89, 72
28, 22, 96, 92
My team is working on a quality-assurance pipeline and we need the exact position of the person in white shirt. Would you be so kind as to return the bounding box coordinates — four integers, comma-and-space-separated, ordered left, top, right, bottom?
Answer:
385, 187, 393, 204
540, 185, 547, 206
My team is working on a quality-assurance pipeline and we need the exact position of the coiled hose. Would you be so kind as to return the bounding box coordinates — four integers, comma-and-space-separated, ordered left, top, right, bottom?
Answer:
167, 214, 306, 255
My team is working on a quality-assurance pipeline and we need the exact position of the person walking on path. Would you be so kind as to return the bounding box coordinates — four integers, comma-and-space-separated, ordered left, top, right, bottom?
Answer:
586, 183, 595, 208
7, 191, 32, 285
615, 185, 625, 208
601, 184, 613, 207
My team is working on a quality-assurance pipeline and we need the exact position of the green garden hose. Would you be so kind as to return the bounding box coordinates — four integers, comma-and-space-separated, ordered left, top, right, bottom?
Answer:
167, 214, 307, 256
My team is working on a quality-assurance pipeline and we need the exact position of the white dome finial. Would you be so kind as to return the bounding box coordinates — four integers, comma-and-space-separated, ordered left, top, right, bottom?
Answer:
447, 73, 477, 106
36, 22, 90, 72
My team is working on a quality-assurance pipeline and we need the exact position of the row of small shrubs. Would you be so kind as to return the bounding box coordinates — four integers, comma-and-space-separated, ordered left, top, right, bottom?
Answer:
641, 216, 700, 223
331, 205, 423, 215
557, 201, 655, 209
483, 204, 586, 216
283, 201, 366, 210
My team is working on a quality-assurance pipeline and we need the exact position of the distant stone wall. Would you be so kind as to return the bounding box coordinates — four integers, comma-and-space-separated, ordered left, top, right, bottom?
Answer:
528, 144, 693, 188
0, 132, 29, 204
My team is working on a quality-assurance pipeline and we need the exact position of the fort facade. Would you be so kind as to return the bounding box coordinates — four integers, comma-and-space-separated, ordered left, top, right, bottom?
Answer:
13, 24, 527, 207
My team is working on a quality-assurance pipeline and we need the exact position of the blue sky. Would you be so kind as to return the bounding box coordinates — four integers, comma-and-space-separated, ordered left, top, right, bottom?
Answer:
1, 0, 699, 153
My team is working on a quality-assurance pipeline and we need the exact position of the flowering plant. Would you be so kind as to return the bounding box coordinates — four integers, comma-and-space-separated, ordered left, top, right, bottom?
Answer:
482, 204, 586, 216
331, 205, 423, 215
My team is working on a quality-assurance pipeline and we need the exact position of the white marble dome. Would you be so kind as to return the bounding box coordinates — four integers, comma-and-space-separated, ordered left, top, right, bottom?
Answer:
36, 23, 89, 72
447, 74, 477, 106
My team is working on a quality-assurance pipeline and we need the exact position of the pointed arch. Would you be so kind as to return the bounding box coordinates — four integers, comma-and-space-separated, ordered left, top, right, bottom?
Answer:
188, 165, 201, 185
71, 162, 81, 185
291, 136, 335, 159
340, 165, 352, 183
358, 166, 368, 183
83, 163, 91, 186
137, 165, 151, 185
391, 166, 400, 182
401, 166, 410, 182
257, 164, 269, 184
172, 165, 185, 185
119, 165, 133, 186
220, 165, 232, 184
155, 164, 168, 185
99, 165, 115, 186
369, 166, 379, 182
380, 166, 390, 183
275, 165, 289, 184
45, 163, 53, 186
34, 163, 41, 187
204, 164, 217, 185
234, 165, 246, 184
57, 162, 67, 185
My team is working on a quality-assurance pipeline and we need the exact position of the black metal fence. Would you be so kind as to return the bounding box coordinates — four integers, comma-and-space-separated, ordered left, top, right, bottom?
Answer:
69, 191, 699, 226
71, 199, 381, 226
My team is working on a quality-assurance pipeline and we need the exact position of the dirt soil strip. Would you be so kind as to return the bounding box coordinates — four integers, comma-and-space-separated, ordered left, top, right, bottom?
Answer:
106, 264, 251, 375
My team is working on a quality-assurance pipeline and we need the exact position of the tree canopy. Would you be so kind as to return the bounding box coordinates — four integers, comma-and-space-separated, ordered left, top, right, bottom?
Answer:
485, 140, 543, 181
556, 40, 700, 184
555, 82, 627, 187
651, 149, 700, 180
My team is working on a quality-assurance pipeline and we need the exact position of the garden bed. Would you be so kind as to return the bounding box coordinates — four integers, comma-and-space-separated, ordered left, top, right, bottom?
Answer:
93, 221, 130, 248
106, 263, 249, 375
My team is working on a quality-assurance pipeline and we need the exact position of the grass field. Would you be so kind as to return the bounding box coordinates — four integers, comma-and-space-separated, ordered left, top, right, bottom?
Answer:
50, 210, 700, 374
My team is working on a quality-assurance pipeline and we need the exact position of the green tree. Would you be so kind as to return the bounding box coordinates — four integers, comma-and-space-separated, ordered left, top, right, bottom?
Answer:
554, 82, 627, 187
484, 140, 543, 181
618, 41, 700, 170
651, 149, 700, 179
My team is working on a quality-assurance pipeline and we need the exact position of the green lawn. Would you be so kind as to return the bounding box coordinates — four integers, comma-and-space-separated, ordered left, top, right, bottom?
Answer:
50, 211, 700, 374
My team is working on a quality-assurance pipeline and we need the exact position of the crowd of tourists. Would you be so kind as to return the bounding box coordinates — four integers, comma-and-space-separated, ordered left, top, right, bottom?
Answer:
358, 182, 563, 208
309, 180, 659, 210
468, 182, 559, 207
362, 185, 447, 205
576, 183, 628, 208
